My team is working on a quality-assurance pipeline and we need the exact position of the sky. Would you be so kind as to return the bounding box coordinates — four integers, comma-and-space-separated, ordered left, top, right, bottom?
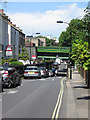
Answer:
0, 1, 89, 40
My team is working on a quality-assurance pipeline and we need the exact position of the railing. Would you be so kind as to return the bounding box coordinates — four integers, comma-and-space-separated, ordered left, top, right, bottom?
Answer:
77, 64, 90, 88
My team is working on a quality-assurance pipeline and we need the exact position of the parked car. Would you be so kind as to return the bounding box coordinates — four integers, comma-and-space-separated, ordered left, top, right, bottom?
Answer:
0, 66, 9, 91
0, 72, 2, 92
0, 66, 9, 82
39, 67, 49, 77
2, 67, 22, 88
24, 66, 41, 79
55, 62, 67, 76
48, 70, 54, 77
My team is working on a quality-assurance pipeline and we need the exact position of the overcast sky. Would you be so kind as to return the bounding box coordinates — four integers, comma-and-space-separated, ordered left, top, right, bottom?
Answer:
0, 1, 88, 40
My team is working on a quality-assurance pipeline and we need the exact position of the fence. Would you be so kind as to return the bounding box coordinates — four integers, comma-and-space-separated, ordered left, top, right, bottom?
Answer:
77, 65, 90, 88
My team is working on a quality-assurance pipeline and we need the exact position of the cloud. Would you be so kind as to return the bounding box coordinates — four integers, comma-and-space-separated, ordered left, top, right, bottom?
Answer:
8, 3, 85, 39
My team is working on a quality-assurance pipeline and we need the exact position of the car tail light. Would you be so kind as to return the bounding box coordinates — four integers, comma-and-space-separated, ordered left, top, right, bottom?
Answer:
43, 71, 45, 73
4, 71, 8, 74
7, 75, 10, 77
35, 72, 39, 74
24, 72, 28, 74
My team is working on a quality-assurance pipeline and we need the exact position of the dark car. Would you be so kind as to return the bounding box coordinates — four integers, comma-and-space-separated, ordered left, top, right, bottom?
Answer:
39, 67, 49, 78
2, 67, 22, 88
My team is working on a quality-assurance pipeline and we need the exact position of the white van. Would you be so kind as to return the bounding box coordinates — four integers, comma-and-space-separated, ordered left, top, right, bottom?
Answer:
55, 58, 61, 65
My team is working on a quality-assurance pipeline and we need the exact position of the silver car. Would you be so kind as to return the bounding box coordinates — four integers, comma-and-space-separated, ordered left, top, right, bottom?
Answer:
24, 66, 41, 79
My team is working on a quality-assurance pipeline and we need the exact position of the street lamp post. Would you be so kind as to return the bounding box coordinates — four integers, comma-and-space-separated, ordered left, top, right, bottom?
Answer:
29, 36, 33, 64
29, 33, 40, 64
57, 20, 72, 79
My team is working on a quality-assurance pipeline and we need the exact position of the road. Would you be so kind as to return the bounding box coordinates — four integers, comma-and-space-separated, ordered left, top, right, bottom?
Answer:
2, 69, 67, 119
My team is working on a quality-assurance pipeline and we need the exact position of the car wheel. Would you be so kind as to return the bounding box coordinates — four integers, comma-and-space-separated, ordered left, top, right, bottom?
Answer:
18, 78, 22, 86
8, 78, 13, 88
38, 76, 41, 79
13, 77, 17, 87
8, 81, 12, 88
24, 77, 28, 79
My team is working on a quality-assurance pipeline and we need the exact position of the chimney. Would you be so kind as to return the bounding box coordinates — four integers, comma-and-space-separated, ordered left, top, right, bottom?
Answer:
0, 9, 4, 15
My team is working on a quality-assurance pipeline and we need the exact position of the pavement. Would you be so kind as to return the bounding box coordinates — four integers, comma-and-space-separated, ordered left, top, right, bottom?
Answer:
66, 68, 90, 119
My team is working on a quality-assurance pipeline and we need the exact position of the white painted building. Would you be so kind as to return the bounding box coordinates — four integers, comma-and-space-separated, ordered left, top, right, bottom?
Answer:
8, 21, 25, 59
0, 9, 25, 59
0, 9, 9, 59
8, 22, 19, 58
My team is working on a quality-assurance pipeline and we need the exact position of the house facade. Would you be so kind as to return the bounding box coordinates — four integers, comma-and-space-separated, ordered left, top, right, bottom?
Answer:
0, 9, 9, 59
8, 22, 25, 58
0, 9, 25, 59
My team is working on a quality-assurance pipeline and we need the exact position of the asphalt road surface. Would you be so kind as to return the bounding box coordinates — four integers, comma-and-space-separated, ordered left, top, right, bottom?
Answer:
2, 75, 67, 119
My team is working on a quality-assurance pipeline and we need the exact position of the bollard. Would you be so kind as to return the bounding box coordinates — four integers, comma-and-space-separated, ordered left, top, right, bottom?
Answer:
68, 67, 72, 79
70, 67, 72, 79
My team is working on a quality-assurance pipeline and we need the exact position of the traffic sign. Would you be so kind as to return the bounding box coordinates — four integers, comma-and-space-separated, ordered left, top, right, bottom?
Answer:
6, 45, 12, 56
32, 55, 36, 59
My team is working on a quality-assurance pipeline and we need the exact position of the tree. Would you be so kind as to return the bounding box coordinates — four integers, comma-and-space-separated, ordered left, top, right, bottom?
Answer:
59, 31, 70, 47
71, 2, 90, 70
58, 1, 90, 70
59, 19, 84, 47
18, 47, 29, 60
46, 37, 52, 46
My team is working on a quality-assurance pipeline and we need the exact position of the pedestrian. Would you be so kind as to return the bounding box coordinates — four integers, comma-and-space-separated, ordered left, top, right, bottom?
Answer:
52, 66, 56, 76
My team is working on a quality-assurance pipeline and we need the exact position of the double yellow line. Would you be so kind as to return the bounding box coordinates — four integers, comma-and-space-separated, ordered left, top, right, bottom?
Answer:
51, 77, 66, 120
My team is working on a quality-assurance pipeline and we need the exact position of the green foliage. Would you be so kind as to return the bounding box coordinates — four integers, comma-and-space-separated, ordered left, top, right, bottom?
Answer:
9, 58, 17, 62
42, 60, 45, 62
58, 2, 90, 70
9, 61, 23, 66
18, 47, 29, 60
71, 41, 90, 70
46, 38, 52, 46
1, 58, 17, 65
0, 59, 2, 65
36, 36, 45, 38
1, 58, 5, 65
59, 31, 70, 47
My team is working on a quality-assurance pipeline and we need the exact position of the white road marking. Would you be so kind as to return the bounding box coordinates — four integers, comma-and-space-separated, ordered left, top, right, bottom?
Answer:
39, 79, 46, 81
52, 77, 66, 120
0, 99, 2, 102
52, 79, 54, 81
2, 92, 6, 94
58, 77, 62, 78
17, 86, 21, 88
7, 90, 18, 94
24, 79, 46, 82
24, 80, 37, 82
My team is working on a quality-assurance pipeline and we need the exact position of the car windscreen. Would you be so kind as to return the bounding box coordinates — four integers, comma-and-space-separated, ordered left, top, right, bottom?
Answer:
0, 68, 3, 71
3, 67, 8, 70
25, 68, 38, 70
39, 67, 45, 70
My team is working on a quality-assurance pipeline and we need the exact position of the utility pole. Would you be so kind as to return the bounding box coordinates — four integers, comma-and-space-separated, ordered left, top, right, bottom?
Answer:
57, 20, 72, 79
29, 36, 33, 65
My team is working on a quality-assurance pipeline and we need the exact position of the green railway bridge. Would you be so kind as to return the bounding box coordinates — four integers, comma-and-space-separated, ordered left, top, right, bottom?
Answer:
37, 46, 70, 59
